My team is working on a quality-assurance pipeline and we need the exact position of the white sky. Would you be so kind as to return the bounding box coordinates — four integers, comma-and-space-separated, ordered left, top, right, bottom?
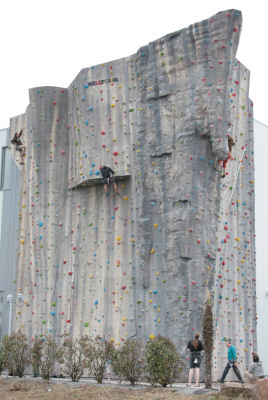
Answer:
0, 0, 267, 128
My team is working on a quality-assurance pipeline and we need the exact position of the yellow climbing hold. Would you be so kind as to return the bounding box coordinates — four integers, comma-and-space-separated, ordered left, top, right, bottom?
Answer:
154, 223, 158, 229
116, 236, 122, 242
89, 274, 93, 279
110, 337, 114, 342
20, 239, 24, 244
123, 196, 128, 200
149, 334, 155, 340
150, 248, 155, 254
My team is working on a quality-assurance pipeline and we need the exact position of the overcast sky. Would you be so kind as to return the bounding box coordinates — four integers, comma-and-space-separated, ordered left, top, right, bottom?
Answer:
0, 0, 267, 128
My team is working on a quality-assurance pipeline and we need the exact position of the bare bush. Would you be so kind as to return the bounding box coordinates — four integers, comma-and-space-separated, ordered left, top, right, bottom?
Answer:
61, 335, 85, 382
2, 331, 31, 377
110, 339, 144, 385
31, 336, 43, 377
40, 337, 62, 380
81, 336, 112, 384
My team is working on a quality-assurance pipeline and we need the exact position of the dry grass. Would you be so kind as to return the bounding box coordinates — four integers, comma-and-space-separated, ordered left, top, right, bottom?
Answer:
0, 377, 257, 400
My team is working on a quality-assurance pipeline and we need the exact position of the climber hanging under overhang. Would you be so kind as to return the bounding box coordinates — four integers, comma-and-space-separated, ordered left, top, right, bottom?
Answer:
100, 165, 120, 195
214, 135, 235, 178
11, 128, 26, 165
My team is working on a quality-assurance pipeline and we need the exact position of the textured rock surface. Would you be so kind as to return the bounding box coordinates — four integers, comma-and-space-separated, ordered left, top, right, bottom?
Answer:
9, 9, 256, 379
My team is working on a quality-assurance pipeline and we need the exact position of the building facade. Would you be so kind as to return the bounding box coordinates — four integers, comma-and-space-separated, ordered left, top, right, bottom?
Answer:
0, 128, 20, 339
254, 119, 268, 375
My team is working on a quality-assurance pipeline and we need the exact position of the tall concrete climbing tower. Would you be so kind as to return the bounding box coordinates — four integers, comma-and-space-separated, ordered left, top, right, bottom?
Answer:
9, 9, 256, 379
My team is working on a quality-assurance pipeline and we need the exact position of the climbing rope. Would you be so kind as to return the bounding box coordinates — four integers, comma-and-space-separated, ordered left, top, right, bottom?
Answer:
227, 148, 246, 208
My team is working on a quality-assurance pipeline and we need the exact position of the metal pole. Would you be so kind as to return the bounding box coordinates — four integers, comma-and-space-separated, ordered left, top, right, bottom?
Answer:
7, 294, 13, 336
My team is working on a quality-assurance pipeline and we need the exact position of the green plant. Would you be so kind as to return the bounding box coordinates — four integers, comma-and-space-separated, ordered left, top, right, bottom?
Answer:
61, 335, 85, 382
0, 343, 5, 375
202, 290, 214, 388
81, 335, 111, 384
145, 335, 183, 387
110, 339, 144, 385
40, 337, 62, 380
2, 331, 31, 377
31, 336, 43, 377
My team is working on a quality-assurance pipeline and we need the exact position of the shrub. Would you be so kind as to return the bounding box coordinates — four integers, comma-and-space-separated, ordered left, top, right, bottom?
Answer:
2, 331, 31, 377
40, 337, 62, 380
81, 335, 112, 384
61, 335, 85, 382
31, 336, 43, 377
110, 339, 144, 385
0, 343, 5, 375
202, 290, 214, 388
145, 335, 183, 387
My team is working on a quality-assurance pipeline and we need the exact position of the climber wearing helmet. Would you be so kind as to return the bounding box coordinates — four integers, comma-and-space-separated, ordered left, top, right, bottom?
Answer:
100, 165, 120, 195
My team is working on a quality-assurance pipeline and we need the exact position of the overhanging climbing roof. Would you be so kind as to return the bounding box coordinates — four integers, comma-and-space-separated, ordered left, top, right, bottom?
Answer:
70, 174, 130, 189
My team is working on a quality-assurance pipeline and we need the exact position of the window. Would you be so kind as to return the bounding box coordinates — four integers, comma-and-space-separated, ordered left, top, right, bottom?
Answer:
0, 147, 11, 190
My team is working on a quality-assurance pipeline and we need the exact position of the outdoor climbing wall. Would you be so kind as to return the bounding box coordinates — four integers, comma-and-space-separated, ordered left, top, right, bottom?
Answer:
9, 9, 256, 379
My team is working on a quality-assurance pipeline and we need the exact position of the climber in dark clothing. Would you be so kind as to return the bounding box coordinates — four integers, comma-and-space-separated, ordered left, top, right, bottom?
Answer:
100, 165, 120, 195
11, 128, 26, 164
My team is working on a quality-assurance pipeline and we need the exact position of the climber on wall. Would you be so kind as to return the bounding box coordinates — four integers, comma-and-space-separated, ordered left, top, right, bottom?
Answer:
11, 128, 26, 165
214, 135, 235, 178
100, 165, 120, 195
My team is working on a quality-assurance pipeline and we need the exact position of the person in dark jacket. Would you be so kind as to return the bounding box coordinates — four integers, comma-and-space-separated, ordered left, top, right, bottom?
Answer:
11, 128, 26, 164
187, 332, 204, 387
218, 338, 244, 384
100, 165, 120, 195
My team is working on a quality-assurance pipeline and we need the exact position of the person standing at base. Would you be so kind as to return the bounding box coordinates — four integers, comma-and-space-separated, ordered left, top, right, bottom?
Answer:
218, 338, 244, 384
187, 332, 204, 387
100, 165, 120, 195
